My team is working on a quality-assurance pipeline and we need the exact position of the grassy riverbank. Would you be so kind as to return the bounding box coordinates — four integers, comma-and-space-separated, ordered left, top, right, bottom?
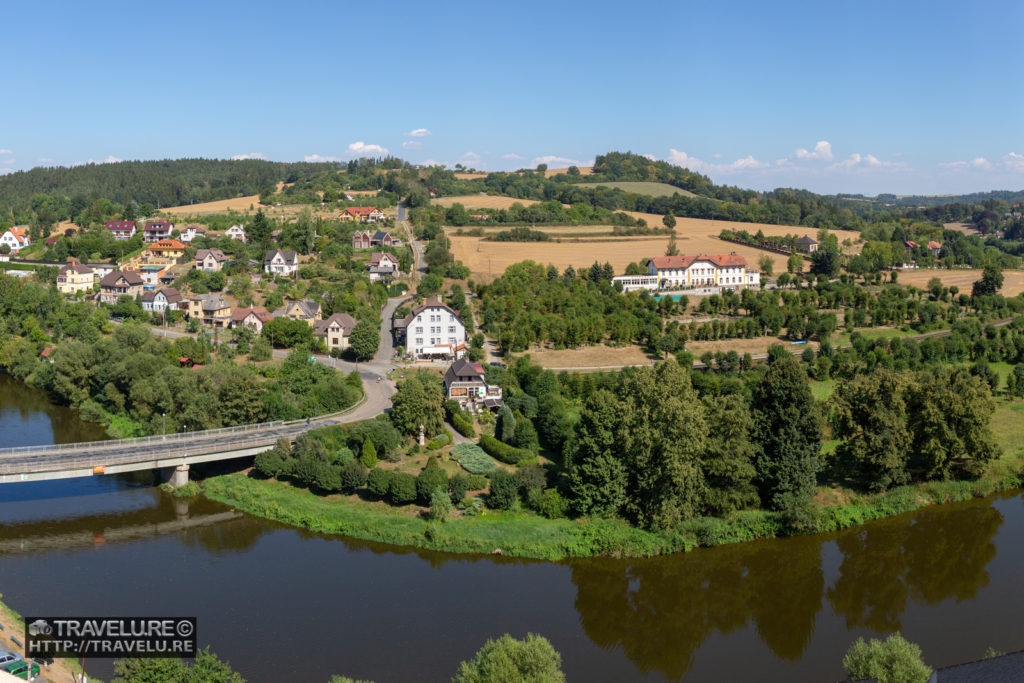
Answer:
203, 467, 1024, 561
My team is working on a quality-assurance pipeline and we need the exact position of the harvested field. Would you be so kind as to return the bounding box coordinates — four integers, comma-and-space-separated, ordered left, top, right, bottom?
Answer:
161, 194, 262, 215
895, 268, 1024, 296
943, 222, 980, 235
545, 166, 593, 177
454, 172, 490, 180
432, 195, 541, 210
574, 181, 698, 198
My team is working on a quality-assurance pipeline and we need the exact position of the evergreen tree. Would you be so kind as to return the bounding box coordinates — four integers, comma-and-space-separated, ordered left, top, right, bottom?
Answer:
497, 404, 517, 443
750, 355, 822, 509
701, 394, 759, 514
567, 390, 627, 517
247, 208, 272, 245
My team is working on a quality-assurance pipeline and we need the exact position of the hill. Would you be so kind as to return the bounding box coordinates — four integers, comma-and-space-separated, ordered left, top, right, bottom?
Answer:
574, 181, 699, 198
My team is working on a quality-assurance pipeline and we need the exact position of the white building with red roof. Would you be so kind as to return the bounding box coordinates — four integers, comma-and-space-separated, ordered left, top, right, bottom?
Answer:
399, 297, 466, 360
647, 253, 759, 289
0, 227, 31, 253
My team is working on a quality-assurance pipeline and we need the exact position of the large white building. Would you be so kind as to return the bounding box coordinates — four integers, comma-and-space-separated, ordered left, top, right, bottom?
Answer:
647, 253, 760, 289
0, 227, 31, 253
400, 298, 466, 360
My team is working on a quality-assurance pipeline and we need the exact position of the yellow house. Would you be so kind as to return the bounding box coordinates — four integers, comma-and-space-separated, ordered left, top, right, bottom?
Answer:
147, 239, 187, 260
56, 262, 95, 295
273, 299, 322, 326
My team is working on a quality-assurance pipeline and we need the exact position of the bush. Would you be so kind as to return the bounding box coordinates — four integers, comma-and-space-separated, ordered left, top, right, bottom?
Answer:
426, 432, 451, 450
360, 438, 378, 468
464, 474, 489, 491
334, 447, 355, 466
417, 468, 449, 505
429, 489, 454, 522
366, 468, 392, 498
446, 400, 475, 438
487, 471, 519, 510
842, 632, 931, 683
479, 433, 533, 465
254, 441, 292, 478
339, 460, 367, 493
517, 464, 548, 496
449, 473, 469, 503
534, 489, 569, 519
388, 472, 417, 505
453, 443, 499, 475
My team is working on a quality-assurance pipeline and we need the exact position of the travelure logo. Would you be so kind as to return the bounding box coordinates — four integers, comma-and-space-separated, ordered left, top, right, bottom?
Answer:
25, 616, 196, 658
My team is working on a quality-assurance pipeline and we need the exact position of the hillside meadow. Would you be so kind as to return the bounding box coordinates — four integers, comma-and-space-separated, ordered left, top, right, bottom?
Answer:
574, 181, 699, 197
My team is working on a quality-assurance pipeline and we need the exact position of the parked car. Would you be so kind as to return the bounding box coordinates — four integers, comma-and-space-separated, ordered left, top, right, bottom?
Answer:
0, 652, 22, 667
3, 659, 40, 680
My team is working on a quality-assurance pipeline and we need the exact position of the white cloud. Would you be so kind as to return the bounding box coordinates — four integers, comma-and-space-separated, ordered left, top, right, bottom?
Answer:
304, 154, 341, 162
230, 153, 265, 160
939, 157, 992, 170
0, 167, 13, 175
530, 155, 582, 167
642, 153, 657, 161
37, 158, 54, 164
794, 140, 834, 161
667, 149, 705, 171
405, 128, 432, 138
1003, 152, 1024, 171
83, 155, 122, 164
0, 149, 11, 155
666, 149, 767, 174
401, 141, 423, 150
346, 141, 389, 156
422, 159, 443, 167
501, 153, 525, 161
827, 153, 907, 172
459, 152, 482, 164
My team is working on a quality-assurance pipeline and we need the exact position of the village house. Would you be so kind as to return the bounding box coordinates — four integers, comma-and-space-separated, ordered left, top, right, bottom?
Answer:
0, 227, 31, 253
367, 251, 400, 282
185, 294, 232, 328
146, 239, 186, 260
141, 287, 183, 313
928, 240, 942, 257
179, 224, 207, 242
104, 220, 136, 241
225, 224, 247, 242
56, 261, 95, 295
794, 235, 818, 253
230, 306, 274, 333
469, 214, 491, 221
143, 220, 174, 243
352, 229, 401, 249
444, 358, 502, 410
99, 270, 144, 304
342, 207, 387, 224
398, 298, 467, 360
647, 253, 760, 290
273, 299, 322, 325
264, 249, 299, 277
315, 312, 358, 352
195, 248, 228, 273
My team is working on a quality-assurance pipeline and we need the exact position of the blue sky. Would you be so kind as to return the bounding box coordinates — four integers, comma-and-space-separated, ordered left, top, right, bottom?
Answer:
2, 0, 1022, 195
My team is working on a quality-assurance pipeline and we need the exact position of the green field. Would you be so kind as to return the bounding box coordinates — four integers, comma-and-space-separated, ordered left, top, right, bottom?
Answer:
575, 181, 699, 198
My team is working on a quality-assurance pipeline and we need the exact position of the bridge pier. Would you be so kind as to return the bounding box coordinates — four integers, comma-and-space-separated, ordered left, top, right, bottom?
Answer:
164, 464, 190, 488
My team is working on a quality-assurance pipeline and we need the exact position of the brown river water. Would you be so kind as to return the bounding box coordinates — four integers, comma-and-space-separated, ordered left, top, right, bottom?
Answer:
0, 374, 1021, 681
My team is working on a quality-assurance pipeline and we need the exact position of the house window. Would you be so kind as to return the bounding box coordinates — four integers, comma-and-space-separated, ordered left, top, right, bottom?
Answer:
415, 337, 423, 345
448, 337, 456, 344
415, 326, 423, 333
448, 326, 456, 333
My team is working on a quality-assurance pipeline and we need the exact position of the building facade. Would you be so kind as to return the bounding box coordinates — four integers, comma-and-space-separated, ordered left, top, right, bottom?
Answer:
99, 271, 144, 304
0, 227, 31, 253
315, 312, 358, 352
401, 298, 466, 360
56, 262, 95, 295
647, 254, 760, 289
264, 249, 299, 276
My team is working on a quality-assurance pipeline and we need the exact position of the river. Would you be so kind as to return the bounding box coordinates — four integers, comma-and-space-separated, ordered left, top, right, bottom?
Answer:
0, 376, 1022, 681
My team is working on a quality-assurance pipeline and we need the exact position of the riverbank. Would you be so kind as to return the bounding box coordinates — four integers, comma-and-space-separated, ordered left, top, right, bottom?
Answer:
0, 594, 83, 683
202, 468, 1024, 561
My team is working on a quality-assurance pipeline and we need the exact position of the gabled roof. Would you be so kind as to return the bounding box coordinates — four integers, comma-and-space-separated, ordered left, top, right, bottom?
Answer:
196, 248, 227, 262
369, 251, 399, 265
144, 220, 173, 230
264, 249, 298, 264
100, 270, 143, 287
372, 230, 391, 241
927, 240, 942, 250
4, 227, 29, 243
315, 312, 358, 336
289, 299, 321, 318
192, 294, 230, 311
105, 220, 135, 231
185, 224, 206, 233
649, 253, 749, 269
231, 306, 273, 323
444, 357, 486, 385
60, 262, 94, 275
795, 235, 817, 245
403, 297, 462, 326
148, 239, 186, 251
345, 206, 381, 216
905, 240, 919, 248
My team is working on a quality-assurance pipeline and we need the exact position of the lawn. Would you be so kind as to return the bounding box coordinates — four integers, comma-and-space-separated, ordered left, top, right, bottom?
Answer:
574, 181, 699, 198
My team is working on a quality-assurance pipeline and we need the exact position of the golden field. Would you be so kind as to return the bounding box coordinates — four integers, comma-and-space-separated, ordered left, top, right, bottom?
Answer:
160, 194, 263, 215
894, 268, 1024, 296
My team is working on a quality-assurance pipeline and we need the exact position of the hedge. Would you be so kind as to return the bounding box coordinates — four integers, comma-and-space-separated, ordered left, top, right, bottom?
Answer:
479, 433, 533, 465
426, 432, 451, 450
452, 443, 498, 475
450, 411, 475, 438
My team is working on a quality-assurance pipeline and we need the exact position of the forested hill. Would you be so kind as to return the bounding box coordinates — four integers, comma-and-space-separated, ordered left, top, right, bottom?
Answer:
0, 158, 340, 210
867, 190, 1024, 208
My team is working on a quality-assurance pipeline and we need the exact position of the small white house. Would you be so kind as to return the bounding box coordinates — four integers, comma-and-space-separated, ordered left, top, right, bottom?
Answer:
264, 249, 299, 277
226, 225, 247, 242
0, 227, 31, 253
367, 252, 400, 282
141, 287, 183, 313
179, 225, 207, 242
400, 298, 466, 360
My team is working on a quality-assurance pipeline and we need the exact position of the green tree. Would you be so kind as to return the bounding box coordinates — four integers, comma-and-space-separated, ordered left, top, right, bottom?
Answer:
618, 360, 707, 529
360, 437, 378, 468
665, 233, 679, 256
349, 319, 380, 361
662, 213, 676, 230
390, 376, 445, 437
497, 404, 516, 443
787, 252, 802, 274
750, 355, 822, 509
831, 370, 913, 491
453, 633, 565, 683
567, 390, 627, 517
842, 633, 931, 683
758, 253, 774, 277
972, 264, 1003, 297
487, 470, 519, 510
247, 209, 272, 245
701, 394, 759, 514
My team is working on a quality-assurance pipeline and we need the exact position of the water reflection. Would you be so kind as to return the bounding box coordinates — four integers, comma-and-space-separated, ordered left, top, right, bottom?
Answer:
827, 502, 1001, 631
569, 497, 1003, 680
0, 373, 110, 447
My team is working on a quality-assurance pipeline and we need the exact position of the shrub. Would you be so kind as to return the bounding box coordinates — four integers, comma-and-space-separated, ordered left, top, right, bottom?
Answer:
449, 473, 469, 503
426, 433, 451, 450
366, 468, 392, 498
429, 489, 454, 522
360, 438, 378, 468
334, 446, 355, 466
254, 441, 292, 478
842, 632, 931, 683
450, 411, 475, 437
517, 464, 548, 496
314, 463, 343, 493
487, 471, 519, 510
453, 443, 498, 475
417, 468, 449, 505
339, 460, 368, 493
425, 454, 440, 469
535, 489, 569, 519
388, 472, 417, 505
479, 434, 533, 465
464, 474, 489, 491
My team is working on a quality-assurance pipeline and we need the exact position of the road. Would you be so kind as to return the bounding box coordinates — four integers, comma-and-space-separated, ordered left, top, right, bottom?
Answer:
398, 201, 426, 278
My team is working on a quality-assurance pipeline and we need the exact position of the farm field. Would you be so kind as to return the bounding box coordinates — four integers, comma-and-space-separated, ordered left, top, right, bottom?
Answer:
546, 166, 593, 177
432, 195, 543, 210
895, 268, 1024, 296
574, 181, 698, 198
160, 194, 263, 215
943, 221, 980, 235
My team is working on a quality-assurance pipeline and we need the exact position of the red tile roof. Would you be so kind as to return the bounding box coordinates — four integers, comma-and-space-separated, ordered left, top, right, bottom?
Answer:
649, 254, 749, 269
105, 220, 135, 231
344, 207, 380, 216
148, 239, 186, 251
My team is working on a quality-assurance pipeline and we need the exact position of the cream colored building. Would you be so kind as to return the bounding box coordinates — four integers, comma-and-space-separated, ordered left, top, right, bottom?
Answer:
56, 262, 95, 295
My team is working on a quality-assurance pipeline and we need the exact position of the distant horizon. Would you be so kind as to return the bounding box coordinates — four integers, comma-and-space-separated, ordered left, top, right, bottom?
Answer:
2, 0, 1022, 196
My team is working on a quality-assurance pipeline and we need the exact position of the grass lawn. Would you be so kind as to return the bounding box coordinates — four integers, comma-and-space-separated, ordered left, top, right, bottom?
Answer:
574, 181, 700, 198
810, 379, 836, 402
989, 399, 1024, 475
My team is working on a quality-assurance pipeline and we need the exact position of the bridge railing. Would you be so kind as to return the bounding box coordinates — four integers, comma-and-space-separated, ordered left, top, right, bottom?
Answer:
0, 420, 287, 457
